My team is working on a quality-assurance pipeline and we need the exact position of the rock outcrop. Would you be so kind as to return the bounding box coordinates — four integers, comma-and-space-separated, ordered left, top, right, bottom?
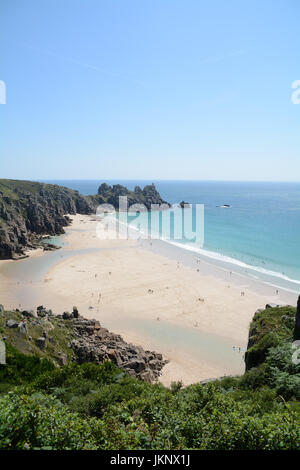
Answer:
0, 180, 170, 259
0, 179, 96, 259
70, 316, 167, 382
97, 183, 170, 211
1, 306, 167, 383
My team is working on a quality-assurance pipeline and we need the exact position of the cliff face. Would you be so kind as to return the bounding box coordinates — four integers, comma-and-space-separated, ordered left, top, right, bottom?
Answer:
0, 180, 170, 259
0, 180, 96, 259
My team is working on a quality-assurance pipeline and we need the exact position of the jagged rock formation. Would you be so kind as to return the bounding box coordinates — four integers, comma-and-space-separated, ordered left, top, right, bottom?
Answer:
97, 182, 170, 211
0, 179, 96, 259
0, 306, 167, 383
70, 316, 167, 382
0, 179, 170, 259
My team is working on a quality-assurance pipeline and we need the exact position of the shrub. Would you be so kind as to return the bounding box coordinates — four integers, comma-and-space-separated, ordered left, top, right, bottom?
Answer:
0, 392, 101, 449
0, 344, 54, 390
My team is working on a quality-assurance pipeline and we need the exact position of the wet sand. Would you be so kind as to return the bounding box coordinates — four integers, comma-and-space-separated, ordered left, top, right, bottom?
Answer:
0, 214, 297, 386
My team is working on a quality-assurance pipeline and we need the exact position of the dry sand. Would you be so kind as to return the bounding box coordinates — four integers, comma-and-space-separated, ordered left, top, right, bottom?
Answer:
0, 214, 296, 386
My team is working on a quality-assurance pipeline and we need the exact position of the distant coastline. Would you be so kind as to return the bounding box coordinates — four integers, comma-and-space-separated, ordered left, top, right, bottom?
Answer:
2, 178, 300, 294
0, 179, 169, 260
0, 213, 297, 386
42, 179, 300, 289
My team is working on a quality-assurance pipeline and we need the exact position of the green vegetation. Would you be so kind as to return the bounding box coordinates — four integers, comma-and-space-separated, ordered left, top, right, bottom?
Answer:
0, 310, 75, 364
245, 306, 295, 370
0, 306, 299, 450
0, 179, 83, 205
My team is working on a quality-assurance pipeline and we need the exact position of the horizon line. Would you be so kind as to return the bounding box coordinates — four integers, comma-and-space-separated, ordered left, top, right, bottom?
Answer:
2, 177, 300, 184
35, 178, 300, 184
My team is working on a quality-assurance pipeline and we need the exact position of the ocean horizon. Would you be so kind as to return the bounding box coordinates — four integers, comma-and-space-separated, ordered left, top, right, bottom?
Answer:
41, 179, 300, 294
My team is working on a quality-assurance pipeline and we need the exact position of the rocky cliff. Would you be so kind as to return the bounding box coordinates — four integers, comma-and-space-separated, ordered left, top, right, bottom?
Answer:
0, 305, 167, 383
0, 179, 96, 259
0, 179, 170, 259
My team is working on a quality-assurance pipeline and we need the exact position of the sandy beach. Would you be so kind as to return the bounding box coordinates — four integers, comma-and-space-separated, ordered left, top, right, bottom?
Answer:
0, 214, 297, 386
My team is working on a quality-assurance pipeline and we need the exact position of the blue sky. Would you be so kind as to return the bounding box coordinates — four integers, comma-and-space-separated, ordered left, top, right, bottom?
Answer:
0, 0, 299, 181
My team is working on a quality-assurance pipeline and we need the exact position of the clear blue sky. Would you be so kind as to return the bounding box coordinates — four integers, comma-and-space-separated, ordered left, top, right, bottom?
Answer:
0, 0, 299, 181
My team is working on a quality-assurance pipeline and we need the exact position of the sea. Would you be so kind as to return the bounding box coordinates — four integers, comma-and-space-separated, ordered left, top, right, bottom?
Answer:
43, 180, 300, 294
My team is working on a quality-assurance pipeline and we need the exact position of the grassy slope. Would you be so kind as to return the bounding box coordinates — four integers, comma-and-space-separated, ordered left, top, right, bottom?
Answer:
0, 310, 74, 366
0, 306, 299, 449
0, 179, 66, 199
245, 306, 296, 370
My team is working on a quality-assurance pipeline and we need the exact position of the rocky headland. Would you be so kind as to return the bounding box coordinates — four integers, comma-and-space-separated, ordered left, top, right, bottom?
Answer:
0, 179, 169, 259
97, 182, 170, 211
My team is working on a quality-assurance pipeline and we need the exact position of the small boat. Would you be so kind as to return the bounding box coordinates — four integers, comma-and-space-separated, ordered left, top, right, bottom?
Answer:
216, 204, 231, 208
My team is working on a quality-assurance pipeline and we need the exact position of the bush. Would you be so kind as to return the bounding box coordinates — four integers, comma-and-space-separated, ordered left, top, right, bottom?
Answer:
0, 305, 299, 450
0, 344, 54, 390
0, 392, 101, 449
264, 342, 300, 400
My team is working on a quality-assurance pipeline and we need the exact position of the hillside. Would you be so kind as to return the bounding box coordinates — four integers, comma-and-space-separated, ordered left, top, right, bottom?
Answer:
0, 305, 166, 386
245, 305, 296, 370
0, 179, 169, 259
0, 302, 299, 450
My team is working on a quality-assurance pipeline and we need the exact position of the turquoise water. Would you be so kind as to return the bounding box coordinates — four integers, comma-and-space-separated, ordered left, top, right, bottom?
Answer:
40, 236, 65, 247
43, 180, 300, 290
